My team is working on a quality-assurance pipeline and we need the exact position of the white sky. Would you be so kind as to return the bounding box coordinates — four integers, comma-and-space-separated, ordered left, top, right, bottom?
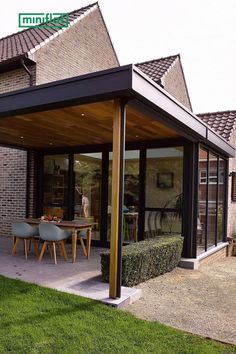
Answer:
0, 0, 235, 113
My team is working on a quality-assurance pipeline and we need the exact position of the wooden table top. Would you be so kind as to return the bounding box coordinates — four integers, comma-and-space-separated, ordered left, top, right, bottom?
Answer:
14, 218, 95, 228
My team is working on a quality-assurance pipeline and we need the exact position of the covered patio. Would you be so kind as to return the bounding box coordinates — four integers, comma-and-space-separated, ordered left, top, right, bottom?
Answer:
0, 236, 140, 306
0, 64, 234, 299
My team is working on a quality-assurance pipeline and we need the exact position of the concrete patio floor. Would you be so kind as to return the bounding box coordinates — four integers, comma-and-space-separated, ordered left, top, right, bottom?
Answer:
0, 236, 141, 307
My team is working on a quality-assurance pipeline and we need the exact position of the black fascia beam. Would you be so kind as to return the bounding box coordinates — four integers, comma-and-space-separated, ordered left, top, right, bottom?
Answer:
0, 65, 133, 118
206, 129, 235, 157
132, 65, 235, 158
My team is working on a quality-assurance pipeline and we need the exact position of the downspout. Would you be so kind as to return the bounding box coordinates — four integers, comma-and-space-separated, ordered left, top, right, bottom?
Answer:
20, 58, 33, 87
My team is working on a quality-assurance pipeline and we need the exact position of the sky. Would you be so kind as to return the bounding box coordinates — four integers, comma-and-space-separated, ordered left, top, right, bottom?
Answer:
0, 0, 235, 113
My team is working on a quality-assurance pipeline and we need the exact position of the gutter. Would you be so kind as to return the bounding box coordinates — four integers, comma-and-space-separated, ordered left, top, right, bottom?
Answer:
20, 58, 33, 87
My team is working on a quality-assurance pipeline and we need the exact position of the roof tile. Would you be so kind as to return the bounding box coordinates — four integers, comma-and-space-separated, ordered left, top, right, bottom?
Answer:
135, 55, 179, 83
0, 3, 97, 65
197, 110, 236, 141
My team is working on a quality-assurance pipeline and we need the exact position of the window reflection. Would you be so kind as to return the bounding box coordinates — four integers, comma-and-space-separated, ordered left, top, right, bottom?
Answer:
108, 150, 139, 242
197, 148, 207, 254
145, 147, 183, 238
207, 153, 218, 249
74, 153, 102, 241
197, 148, 226, 255
218, 159, 225, 243
43, 154, 69, 219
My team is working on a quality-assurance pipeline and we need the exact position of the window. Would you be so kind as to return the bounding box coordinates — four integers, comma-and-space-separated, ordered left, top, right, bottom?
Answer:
231, 172, 236, 202
200, 169, 217, 184
197, 147, 226, 255
42, 154, 69, 219
145, 147, 183, 237
74, 153, 102, 241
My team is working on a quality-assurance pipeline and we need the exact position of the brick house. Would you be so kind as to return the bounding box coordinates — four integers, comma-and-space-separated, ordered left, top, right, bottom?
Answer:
0, 3, 192, 238
0, 1, 233, 280
0, 2, 119, 236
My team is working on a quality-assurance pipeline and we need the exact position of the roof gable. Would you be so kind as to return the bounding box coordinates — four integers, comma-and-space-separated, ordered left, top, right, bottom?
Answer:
0, 3, 97, 66
135, 55, 179, 84
197, 110, 236, 141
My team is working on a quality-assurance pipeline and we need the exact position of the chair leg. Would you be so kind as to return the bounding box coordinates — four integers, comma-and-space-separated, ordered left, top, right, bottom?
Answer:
28, 240, 31, 252
80, 238, 87, 257
12, 236, 16, 248
53, 242, 57, 265
58, 243, 63, 256
38, 241, 47, 262
60, 241, 68, 262
87, 228, 92, 259
32, 238, 40, 259
24, 239, 28, 260
12, 237, 20, 256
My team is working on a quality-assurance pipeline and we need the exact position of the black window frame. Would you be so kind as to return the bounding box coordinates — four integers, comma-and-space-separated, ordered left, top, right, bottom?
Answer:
196, 144, 228, 255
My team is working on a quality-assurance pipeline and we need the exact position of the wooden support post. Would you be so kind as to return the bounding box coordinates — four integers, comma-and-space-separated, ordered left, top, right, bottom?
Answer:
109, 99, 126, 299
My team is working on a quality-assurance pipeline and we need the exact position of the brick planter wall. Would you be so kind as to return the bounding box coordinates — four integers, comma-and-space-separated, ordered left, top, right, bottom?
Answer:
199, 246, 227, 266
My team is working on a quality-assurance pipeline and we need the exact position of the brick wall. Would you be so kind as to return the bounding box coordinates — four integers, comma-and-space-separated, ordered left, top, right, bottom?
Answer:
0, 65, 36, 94
0, 147, 27, 236
163, 58, 192, 111
36, 7, 119, 85
27, 150, 38, 218
199, 246, 227, 266
0, 66, 35, 236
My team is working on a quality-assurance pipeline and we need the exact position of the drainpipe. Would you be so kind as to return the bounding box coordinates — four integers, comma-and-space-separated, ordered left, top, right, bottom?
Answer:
20, 58, 33, 87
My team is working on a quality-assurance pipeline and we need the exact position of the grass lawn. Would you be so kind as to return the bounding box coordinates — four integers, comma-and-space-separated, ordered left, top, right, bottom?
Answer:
0, 276, 235, 354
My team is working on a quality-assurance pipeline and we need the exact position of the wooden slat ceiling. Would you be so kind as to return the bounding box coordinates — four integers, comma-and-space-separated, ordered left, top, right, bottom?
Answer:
0, 100, 179, 148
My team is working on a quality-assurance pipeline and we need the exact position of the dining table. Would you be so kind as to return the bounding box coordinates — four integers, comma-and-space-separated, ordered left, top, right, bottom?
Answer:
15, 218, 95, 262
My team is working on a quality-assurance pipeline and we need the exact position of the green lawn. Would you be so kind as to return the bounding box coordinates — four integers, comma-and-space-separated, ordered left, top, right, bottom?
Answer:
0, 276, 235, 354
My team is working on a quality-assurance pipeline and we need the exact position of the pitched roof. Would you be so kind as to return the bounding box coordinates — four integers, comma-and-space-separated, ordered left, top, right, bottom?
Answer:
197, 110, 236, 141
135, 54, 179, 83
0, 3, 97, 66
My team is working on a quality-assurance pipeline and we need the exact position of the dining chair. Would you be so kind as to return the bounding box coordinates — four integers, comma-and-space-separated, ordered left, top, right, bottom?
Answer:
73, 217, 93, 258
11, 222, 40, 260
38, 223, 71, 264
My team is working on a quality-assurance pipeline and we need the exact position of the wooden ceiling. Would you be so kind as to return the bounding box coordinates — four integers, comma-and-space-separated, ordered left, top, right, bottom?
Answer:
0, 100, 179, 149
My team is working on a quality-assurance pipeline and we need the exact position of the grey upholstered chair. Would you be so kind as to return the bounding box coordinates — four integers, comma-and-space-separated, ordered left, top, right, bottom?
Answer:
39, 223, 71, 264
11, 222, 39, 260
72, 217, 93, 259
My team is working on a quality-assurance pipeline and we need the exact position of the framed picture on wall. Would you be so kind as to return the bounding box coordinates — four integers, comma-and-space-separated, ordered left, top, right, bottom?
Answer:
156, 172, 174, 188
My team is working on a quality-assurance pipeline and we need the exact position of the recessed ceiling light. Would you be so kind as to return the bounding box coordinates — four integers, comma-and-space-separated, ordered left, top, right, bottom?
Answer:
135, 135, 139, 138
81, 113, 85, 117
20, 136, 24, 139
49, 142, 53, 145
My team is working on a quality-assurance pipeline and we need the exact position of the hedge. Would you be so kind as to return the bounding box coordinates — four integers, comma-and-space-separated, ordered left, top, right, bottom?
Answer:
100, 236, 184, 287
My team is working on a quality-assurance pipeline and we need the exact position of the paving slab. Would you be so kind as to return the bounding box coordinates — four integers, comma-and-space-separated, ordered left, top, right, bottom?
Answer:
0, 236, 140, 307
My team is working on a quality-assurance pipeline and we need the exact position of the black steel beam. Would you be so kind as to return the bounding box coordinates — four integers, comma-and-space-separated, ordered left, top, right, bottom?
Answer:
132, 66, 235, 157
0, 64, 233, 157
0, 65, 133, 118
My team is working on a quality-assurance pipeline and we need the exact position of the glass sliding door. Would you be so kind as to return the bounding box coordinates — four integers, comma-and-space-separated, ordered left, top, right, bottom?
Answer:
197, 146, 227, 255
197, 148, 208, 254
74, 153, 102, 240
207, 153, 218, 249
108, 150, 139, 242
145, 147, 183, 238
43, 154, 69, 219
218, 158, 226, 243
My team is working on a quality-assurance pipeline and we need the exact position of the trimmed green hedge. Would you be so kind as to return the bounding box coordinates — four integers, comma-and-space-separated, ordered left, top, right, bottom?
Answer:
100, 236, 184, 287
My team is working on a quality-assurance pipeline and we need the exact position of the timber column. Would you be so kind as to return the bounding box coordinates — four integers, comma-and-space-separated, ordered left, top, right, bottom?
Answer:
109, 99, 126, 299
